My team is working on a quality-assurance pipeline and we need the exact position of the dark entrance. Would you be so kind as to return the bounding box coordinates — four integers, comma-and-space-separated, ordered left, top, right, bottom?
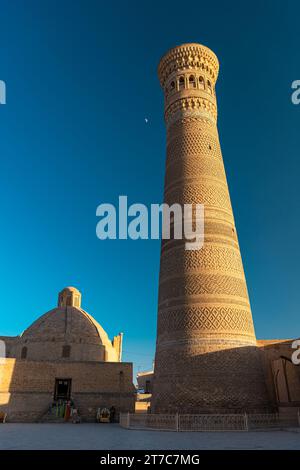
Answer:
54, 378, 72, 401
145, 380, 151, 394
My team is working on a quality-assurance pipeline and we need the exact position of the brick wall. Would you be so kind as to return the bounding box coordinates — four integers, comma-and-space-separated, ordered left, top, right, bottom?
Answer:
0, 358, 135, 422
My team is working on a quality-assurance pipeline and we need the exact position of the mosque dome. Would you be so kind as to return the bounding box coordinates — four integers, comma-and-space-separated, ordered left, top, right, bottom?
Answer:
17, 287, 122, 363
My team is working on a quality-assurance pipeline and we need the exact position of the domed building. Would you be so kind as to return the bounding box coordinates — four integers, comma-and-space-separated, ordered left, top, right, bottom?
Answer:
15, 287, 122, 363
0, 287, 135, 422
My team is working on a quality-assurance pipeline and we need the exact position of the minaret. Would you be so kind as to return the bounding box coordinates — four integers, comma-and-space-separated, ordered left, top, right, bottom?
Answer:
151, 43, 269, 413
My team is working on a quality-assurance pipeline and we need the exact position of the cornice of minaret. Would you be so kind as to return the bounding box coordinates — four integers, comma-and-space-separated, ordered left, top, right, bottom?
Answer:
158, 43, 219, 127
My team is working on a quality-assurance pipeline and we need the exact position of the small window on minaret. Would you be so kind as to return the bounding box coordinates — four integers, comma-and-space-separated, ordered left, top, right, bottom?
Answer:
179, 76, 185, 90
199, 76, 205, 89
62, 345, 71, 358
189, 75, 196, 88
21, 346, 27, 359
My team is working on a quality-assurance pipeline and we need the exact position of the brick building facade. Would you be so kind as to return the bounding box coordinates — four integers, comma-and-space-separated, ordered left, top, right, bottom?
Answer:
0, 287, 135, 422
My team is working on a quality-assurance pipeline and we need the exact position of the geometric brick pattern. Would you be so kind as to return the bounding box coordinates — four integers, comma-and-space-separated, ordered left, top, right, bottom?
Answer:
157, 306, 255, 336
167, 131, 222, 163
164, 181, 233, 213
159, 244, 245, 279
158, 273, 250, 303
165, 155, 226, 190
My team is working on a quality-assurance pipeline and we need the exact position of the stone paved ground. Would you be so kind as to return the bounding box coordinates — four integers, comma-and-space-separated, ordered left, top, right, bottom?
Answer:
0, 424, 299, 450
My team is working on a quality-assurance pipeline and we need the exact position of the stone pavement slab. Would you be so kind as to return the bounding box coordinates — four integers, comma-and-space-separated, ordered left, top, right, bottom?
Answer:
0, 424, 299, 450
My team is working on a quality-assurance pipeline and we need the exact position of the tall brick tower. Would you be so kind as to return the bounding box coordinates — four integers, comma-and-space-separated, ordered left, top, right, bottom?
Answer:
151, 43, 269, 413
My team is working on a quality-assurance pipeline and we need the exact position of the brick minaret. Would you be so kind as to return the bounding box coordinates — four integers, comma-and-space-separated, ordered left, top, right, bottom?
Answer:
151, 43, 270, 413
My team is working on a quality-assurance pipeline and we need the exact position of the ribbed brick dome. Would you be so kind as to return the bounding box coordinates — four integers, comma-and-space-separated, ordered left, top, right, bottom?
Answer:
18, 288, 120, 362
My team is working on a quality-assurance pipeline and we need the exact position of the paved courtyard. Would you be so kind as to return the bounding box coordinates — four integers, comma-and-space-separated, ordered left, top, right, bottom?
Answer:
0, 424, 299, 450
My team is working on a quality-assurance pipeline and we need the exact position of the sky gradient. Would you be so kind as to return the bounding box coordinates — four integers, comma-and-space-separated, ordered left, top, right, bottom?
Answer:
0, 0, 299, 376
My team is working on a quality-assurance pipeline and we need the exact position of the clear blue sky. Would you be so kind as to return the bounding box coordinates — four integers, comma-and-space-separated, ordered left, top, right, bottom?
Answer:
0, 0, 299, 377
